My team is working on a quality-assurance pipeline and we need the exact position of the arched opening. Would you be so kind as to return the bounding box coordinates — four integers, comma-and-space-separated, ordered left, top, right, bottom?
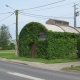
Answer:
30, 42, 36, 58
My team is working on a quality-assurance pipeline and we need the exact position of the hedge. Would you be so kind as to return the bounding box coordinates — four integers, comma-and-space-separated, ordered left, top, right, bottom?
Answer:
19, 22, 80, 59
0, 45, 15, 50
77, 38, 80, 58
46, 31, 79, 59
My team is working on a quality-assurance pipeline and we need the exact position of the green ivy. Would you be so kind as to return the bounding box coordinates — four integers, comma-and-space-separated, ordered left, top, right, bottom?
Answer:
77, 38, 80, 58
46, 31, 79, 59
19, 22, 47, 58
19, 22, 80, 59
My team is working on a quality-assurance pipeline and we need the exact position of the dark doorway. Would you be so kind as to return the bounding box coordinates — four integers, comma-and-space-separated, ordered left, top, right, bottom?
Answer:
30, 43, 36, 58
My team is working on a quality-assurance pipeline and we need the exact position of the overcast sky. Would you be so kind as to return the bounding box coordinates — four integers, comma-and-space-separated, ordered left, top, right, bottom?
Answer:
0, 0, 80, 39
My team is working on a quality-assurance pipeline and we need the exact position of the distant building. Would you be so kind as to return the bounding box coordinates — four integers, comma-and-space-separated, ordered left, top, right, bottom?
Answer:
46, 19, 69, 26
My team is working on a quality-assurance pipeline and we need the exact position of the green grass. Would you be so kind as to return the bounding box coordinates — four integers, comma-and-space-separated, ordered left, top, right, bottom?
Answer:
62, 66, 80, 71
0, 50, 14, 53
0, 50, 79, 64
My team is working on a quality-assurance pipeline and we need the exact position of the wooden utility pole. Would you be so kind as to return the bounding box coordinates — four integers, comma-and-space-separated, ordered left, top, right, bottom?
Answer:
15, 10, 18, 56
6, 5, 19, 56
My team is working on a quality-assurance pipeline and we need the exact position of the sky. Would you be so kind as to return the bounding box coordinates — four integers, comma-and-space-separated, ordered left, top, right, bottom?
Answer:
0, 0, 80, 39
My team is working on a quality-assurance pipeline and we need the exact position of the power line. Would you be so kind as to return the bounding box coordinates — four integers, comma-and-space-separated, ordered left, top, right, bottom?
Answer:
19, 13, 48, 19
19, 12, 73, 19
20, 3, 73, 12
17, 19, 48, 23
23, 4, 73, 12
59, 13, 74, 17
0, 12, 14, 15
7, 19, 45, 26
19, 1, 80, 12
19, 0, 65, 11
0, 12, 15, 22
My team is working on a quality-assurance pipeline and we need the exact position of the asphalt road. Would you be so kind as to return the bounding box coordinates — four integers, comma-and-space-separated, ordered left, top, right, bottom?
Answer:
0, 60, 80, 80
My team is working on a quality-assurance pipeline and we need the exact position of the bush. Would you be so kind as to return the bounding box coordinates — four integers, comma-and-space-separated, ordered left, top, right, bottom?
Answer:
77, 38, 80, 58
0, 43, 15, 50
1, 45, 10, 50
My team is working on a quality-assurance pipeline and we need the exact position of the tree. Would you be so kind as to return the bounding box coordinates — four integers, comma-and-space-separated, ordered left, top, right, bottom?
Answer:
9, 43, 15, 50
0, 24, 12, 47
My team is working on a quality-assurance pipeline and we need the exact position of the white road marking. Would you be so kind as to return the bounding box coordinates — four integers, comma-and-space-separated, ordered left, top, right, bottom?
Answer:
7, 72, 45, 80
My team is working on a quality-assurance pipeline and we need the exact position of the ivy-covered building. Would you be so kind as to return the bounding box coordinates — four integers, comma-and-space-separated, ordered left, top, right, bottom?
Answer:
19, 21, 80, 59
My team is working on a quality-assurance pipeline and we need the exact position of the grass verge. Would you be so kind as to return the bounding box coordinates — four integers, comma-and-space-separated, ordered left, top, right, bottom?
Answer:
0, 50, 79, 64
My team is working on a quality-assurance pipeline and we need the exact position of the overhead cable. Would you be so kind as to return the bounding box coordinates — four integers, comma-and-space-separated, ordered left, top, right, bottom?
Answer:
0, 12, 14, 15
19, 1, 80, 12
19, 0, 65, 11
0, 12, 14, 22
19, 12, 73, 19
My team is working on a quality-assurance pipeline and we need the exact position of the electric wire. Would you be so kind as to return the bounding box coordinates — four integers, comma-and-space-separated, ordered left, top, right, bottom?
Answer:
19, 0, 80, 12
0, 12, 14, 15
19, 12, 73, 19
19, 0, 65, 11
0, 12, 15, 22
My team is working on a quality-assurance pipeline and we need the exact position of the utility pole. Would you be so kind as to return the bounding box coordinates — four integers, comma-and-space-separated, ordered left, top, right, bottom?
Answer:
74, 3, 76, 28
74, 3, 79, 28
6, 5, 19, 56
15, 10, 18, 56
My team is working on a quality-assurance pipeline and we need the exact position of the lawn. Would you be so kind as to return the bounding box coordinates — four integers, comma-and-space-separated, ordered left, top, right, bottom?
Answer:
0, 50, 79, 64
0, 50, 14, 53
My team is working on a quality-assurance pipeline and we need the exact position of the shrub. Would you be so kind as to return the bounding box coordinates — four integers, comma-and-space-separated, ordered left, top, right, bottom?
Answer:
77, 38, 80, 58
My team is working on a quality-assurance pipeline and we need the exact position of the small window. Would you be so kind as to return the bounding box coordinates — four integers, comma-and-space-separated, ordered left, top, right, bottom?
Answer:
38, 32, 46, 40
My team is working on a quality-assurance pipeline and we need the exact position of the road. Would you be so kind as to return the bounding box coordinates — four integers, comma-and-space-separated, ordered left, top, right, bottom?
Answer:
0, 60, 80, 80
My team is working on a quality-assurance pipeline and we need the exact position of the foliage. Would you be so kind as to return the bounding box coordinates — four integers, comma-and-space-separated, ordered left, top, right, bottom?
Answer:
0, 44, 15, 50
9, 43, 15, 50
0, 24, 12, 47
19, 22, 79, 59
77, 38, 80, 58
19, 22, 47, 58
46, 31, 79, 59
